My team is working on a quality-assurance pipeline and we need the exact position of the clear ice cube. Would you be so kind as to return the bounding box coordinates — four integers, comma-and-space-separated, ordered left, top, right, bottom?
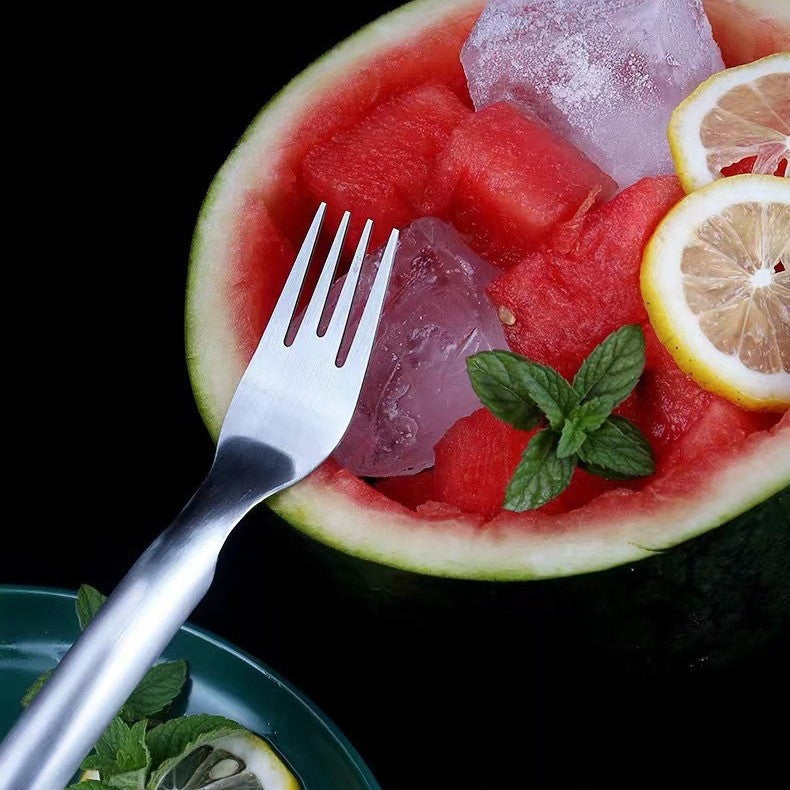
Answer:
332, 217, 507, 477
462, 0, 725, 188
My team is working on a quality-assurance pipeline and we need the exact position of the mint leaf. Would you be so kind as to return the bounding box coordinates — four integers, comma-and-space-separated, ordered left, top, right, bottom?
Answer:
578, 416, 655, 478
556, 397, 612, 458
76, 584, 107, 630
572, 325, 645, 409
81, 718, 149, 789
556, 419, 587, 459
466, 351, 543, 430
145, 715, 240, 766
119, 660, 187, 723
505, 358, 577, 430
505, 430, 575, 511
66, 782, 116, 790
569, 397, 612, 433
21, 669, 52, 708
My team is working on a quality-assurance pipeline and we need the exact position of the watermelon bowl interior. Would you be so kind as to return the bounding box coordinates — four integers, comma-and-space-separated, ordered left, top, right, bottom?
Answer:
186, 0, 790, 671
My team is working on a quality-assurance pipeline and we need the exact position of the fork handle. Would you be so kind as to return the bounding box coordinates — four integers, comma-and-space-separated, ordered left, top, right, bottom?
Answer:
0, 454, 281, 790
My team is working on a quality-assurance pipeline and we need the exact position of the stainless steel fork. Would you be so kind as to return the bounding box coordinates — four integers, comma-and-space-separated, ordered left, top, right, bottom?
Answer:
0, 204, 398, 790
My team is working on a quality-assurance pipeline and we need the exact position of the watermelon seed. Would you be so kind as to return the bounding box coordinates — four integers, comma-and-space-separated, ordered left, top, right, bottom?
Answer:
775, 261, 785, 273
498, 306, 516, 326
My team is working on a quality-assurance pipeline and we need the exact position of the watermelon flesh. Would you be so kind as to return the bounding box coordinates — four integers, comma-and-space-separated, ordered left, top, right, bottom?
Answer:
186, 0, 790, 579
487, 175, 685, 379
462, 0, 725, 188
426, 102, 616, 267
302, 83, 470, 252
433, 409, 620, 519
375, 470, 436, 511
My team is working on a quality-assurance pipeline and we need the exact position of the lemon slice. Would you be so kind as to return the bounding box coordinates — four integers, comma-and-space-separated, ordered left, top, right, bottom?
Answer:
669, 53, 790, 192
146, 730, 300, 790
642, 174, 789, 410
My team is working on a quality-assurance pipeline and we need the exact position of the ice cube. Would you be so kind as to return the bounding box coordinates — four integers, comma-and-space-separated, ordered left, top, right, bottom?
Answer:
462, 0, 725, 187
332, 217, 507, 477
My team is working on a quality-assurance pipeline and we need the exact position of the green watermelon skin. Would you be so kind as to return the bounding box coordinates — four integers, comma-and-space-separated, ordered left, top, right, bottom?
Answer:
282, 488, 788, 673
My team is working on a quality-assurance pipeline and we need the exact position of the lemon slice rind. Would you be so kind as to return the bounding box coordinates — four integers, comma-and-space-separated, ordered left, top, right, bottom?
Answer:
642, 174, 789, 411
669, 53, 790, 193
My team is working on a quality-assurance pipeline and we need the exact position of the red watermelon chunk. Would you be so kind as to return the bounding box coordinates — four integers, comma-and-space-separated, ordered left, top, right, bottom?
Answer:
232, 195, 295, 358
433, 409, 619, 519
375, 471, 435, 511
433, 409, 532, 519
301, 82, 470, 251
426, 102, 616, 267
487, 175, 684, 378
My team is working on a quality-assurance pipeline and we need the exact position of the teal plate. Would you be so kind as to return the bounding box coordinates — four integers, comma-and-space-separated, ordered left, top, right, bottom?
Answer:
0, 586, 379, 790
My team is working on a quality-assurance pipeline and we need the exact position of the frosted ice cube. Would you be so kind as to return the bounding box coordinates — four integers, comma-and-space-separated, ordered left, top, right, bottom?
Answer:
462, 0, 725, 187
333, 217, 507, 477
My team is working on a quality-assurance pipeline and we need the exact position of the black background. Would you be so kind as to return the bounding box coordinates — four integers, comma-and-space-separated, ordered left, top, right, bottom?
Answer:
6, 2, 788, 786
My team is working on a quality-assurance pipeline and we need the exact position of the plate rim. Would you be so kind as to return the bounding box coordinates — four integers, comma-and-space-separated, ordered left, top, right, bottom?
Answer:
0, 584, 380, 789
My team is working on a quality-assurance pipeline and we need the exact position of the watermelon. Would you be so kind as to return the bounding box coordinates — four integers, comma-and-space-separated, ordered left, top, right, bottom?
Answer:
375, 471, 435, 511
433, 409, 621, 519
302, 82, 470, 252
186, 0, 789, 599
426, 102, 616, 266
487, 175, 685, 379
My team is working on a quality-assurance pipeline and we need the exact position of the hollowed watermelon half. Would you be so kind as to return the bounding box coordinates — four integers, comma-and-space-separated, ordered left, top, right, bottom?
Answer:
186, 0, 789, 582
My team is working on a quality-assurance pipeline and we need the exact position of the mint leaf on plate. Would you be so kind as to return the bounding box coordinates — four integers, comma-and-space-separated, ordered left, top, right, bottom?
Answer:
119, 660, 187, 723
145, 714, 240, 766
466, 351, 543, 430
81, 717, 150, 789
66, 782, 116, 790
572, 324, 645, 409
578, 416, 655, 478
76, 584, 107, 630
21, 669, 53, 709
505, 430, 575, 511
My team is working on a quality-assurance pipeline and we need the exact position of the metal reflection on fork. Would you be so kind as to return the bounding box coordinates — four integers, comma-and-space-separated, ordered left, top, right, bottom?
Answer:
0, 204, 399, 790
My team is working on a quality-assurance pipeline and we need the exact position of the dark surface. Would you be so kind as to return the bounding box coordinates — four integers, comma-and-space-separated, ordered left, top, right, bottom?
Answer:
8, 2, 789, 786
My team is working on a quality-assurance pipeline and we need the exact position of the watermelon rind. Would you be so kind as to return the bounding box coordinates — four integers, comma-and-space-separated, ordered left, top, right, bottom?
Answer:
185, 0, 789, 581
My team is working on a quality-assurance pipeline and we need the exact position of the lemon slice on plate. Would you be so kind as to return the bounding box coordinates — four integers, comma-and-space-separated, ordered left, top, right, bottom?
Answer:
642, 174, 789, 410
669, 53, 790, 192
79, 730, 299, 789
147, 729, 300, 790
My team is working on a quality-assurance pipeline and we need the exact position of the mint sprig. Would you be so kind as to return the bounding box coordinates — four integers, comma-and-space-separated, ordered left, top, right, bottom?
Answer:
27, 586, 272, 790
578, 415, 655, 478
467, 351, 543, 430
80, 718, 150, 789
505, 430, 575, 511
467, 324, 655, 511
22, 586, 188, 723
76, 583, 107, 629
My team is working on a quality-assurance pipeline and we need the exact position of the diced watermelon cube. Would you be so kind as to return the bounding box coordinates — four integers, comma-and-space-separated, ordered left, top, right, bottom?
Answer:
426, 102, 616, 267
301, 82, 470, 251
375, 471, 435, 511
434, 409, 532, 519
487, 175, 684, 377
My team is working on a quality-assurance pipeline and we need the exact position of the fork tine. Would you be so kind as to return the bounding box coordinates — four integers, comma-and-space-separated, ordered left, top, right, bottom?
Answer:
260, 202, 326, 345
340, 228, 399, 369
299, 210, 350, 337
322, 218, 374, 348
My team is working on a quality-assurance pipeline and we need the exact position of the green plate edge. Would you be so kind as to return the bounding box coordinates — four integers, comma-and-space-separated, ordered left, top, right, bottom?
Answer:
0, 585, 380, 790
